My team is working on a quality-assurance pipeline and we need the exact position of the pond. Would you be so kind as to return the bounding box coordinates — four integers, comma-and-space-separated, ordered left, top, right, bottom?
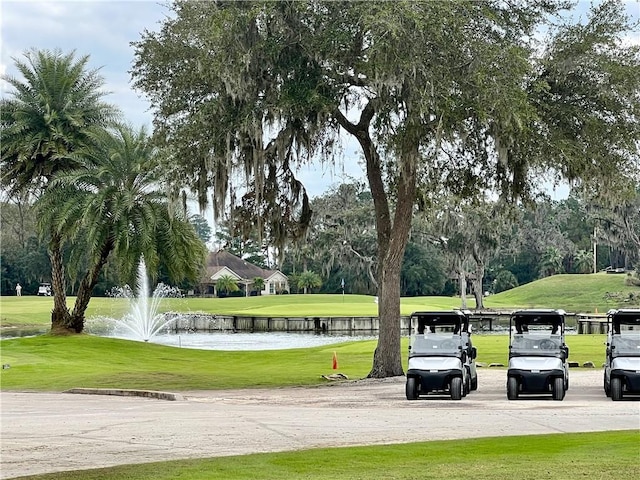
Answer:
106, 331, 378, 351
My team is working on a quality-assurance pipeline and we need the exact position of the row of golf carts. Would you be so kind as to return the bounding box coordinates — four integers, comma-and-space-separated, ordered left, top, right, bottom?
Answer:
406, 308, 640, 401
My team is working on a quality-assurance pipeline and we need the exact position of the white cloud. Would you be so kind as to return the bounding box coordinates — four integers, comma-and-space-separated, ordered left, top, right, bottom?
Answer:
1, 0, 168, 127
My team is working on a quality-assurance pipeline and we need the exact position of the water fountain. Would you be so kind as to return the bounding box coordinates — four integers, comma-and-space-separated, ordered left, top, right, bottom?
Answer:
86, 258, 376, 349
109, 257, 183, 342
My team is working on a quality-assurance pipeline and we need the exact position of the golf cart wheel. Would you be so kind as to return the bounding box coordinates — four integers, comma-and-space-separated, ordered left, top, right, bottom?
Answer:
507, 377, 519, 400
450, 376, 463, 400
463, 373, 470, 397
406, 377, 418, 400
604, 373, 611, 397
552, 377, 565, 401
610, 377, 623, 401
471, 376, 478, 391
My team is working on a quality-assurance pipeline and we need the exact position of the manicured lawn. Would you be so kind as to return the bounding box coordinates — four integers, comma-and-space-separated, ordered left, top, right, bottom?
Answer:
12, 430, 640, 480
0, 334, 606, 392
1, 272, 637, 332
0, 271, 626, 391
0, 294, 468, 329
485, 272, 637, 313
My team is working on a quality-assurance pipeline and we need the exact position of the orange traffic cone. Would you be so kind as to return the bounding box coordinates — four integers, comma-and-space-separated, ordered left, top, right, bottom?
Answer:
332, 351, 338, 370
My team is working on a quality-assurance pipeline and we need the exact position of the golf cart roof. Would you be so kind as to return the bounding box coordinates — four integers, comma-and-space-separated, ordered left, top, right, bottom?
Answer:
607, 309, 640, 326
411, 310, 469, 327
511, 309, 566, 326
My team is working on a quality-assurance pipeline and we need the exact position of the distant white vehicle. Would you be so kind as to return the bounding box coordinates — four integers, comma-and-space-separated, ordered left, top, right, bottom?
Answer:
37, 283, 52, 296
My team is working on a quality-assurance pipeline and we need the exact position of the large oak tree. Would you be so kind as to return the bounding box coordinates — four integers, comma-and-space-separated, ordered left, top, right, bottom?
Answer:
132, 0, 639, 377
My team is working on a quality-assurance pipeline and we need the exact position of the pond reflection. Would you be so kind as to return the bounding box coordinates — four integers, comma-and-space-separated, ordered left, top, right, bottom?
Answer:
107, 331, 378, 351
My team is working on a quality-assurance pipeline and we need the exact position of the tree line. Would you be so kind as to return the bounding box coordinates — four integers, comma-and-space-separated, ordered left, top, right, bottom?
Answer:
6, 179, 638, 303
214, 181, 640, 303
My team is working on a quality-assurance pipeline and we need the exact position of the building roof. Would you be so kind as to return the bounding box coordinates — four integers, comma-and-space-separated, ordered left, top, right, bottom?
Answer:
203, 250, 285, 283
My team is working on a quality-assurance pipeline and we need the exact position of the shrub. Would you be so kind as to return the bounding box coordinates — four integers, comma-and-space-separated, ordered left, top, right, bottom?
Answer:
493, 270, 519, 293
624, 271, 640, 287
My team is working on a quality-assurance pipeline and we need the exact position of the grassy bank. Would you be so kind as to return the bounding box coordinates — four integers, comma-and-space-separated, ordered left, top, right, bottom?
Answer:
486, 272, 638, 312
0, 334, 606, 392
13, 430, 640, 480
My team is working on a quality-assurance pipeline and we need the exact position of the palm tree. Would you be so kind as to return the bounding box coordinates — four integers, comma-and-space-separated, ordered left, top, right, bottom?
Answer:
1, 49, 117, 331
215, 275, 239, 297
297, 270, 322, 294
37, 124, 207, 333
539, 247, 564, 278
574, 249, 594, 274
252, 277, 265, 295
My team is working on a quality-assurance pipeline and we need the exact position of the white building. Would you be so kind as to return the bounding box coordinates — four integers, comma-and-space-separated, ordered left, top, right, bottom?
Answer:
202, 250, 289, 296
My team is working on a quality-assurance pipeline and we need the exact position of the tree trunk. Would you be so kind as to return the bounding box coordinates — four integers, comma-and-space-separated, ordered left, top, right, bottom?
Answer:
69, 241, 113, 333
335, 102, 415, 378
369, 249, 405, 377
49, 231, 72, 335
368, 172, 415, 377
471, 246, 485, 309
471, 275, 484, 309
459, 270, 468, 309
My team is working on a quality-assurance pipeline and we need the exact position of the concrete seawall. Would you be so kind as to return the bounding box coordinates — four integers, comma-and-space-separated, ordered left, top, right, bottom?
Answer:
163, 311, 599, 335
165, 314, 401, 333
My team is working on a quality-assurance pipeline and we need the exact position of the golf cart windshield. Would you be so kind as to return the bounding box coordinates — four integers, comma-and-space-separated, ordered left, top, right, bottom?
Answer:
610, 333, 640, 357
410, 333, 463, 356
510, 333, 563, 355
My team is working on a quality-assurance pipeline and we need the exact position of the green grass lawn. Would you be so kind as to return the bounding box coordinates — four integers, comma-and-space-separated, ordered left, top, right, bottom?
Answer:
484, 272, 638, 312
0, 333, 606, 392
12, 430, 640, 480
1, 272, 637, 331
0, 294, 467, 329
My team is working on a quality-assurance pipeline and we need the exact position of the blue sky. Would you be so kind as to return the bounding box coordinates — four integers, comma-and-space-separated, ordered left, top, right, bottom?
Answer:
1, 0, 638, 202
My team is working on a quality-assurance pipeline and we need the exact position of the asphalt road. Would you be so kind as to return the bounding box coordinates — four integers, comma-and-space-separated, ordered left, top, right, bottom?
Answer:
1, 369, 639, 479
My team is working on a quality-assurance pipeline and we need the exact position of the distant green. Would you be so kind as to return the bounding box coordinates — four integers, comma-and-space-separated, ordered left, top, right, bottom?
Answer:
12, 431, 640, 480
485, 272, 638, 312
1, 272, 636, 331
0, 293, 463, 329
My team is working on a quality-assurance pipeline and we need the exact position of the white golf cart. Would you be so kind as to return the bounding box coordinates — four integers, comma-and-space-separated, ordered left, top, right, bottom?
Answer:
405, 310, 477, 400
507, 309, 569, 401
37, 283, 52, 296
604, 308, 640, 401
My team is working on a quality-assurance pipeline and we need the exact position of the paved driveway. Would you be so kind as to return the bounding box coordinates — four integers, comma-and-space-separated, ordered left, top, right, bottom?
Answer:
1, 369, 639, 479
